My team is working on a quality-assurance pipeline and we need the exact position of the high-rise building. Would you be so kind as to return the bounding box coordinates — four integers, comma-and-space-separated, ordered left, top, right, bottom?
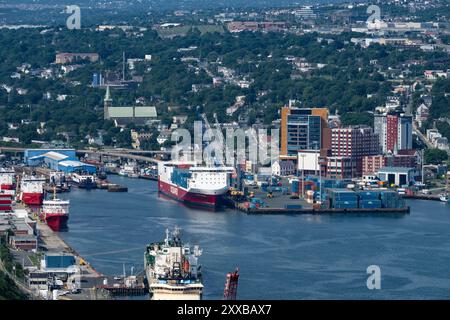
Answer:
374, 113, 413, 153
280, 107, 330, 156
331, 126, 380, 177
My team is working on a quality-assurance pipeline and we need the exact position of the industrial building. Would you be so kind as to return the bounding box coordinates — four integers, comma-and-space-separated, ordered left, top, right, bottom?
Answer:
25, 149, 96, 174
376, 167, 417, 186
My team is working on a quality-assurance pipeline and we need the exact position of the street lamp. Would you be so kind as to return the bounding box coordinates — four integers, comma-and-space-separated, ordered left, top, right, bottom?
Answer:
299, 153, 306, 199
313, 141, 322, 204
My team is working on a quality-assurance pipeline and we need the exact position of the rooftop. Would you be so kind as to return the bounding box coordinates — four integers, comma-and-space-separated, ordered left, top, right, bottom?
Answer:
378, 167, 416, 173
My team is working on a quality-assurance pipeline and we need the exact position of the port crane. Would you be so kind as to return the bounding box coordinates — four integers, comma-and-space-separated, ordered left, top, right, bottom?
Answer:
223, 268, 239, 300
201, 113, 224, 166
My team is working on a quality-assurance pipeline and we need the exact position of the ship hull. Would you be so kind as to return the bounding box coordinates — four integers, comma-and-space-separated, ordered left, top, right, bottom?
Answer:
45, 214, 69, 231
158, 180, 221, 209
1, 184, 14, 190
72, 181, 96, 189
21, 192, 44, 205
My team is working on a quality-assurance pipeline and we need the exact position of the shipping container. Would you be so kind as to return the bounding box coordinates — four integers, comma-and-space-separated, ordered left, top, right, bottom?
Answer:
291, 180, 299, 194
333, 200, 359, 209
359, 200, 382, 209
285, 204, 302, 209
357, 191, 381, 200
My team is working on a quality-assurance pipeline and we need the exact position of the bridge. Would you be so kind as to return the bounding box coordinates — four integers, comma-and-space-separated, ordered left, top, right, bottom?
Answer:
0, 146, 169, 164
77, 149, 162, 164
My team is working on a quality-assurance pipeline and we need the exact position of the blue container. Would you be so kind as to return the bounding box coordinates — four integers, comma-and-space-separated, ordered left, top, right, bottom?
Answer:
333, 200, 358, 209
359, 200, 382, 209
285, 204, 302, 209
291, 180, 299, 193
358, 191, 380, 200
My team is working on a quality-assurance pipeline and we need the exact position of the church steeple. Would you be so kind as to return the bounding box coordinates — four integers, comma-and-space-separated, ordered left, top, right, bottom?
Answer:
104, 85, 112, 120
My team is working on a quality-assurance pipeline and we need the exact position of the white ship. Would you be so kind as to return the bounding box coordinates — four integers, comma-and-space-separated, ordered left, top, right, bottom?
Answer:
144, 227, 203, 300
158, 162, 234, 209
70, 172, 96, 189
119, 163, 139, 178
19, 174, 46, 205
0, 167, 15, 190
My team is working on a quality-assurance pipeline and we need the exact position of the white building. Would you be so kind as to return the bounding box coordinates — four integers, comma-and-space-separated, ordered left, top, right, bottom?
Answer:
272, 160, 296, 176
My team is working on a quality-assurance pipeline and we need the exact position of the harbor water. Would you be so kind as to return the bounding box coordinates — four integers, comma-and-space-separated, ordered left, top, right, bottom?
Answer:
58, 175, 450, 299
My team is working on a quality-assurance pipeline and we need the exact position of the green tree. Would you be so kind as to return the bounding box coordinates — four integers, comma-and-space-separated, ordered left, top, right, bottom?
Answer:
424, 148, 448, 165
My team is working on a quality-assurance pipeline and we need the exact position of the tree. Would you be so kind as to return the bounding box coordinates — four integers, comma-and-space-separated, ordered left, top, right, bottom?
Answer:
424, 148, 448, 165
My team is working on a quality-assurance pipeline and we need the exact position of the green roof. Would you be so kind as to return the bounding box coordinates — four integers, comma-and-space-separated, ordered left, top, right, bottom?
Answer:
107, 106, 157, 118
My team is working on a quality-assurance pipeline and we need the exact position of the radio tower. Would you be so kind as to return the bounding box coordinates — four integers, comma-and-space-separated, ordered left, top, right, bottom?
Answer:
223, 268, 239, 300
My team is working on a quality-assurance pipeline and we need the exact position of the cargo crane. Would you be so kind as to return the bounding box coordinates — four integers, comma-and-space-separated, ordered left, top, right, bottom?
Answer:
223, 268, 239, 300
201, 113, 224, 166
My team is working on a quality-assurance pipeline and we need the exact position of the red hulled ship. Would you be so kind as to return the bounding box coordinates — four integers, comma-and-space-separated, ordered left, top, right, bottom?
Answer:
19, 175, 46, 205
157, 162, 234, 209
41, 190, 69, 231
0, 168, 15, 190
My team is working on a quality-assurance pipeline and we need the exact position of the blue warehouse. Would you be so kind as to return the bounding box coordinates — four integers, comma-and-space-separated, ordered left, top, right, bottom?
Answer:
24, 149, 96, 174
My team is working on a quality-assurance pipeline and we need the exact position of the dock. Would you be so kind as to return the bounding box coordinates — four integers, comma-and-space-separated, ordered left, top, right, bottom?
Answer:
402, 194, 443, 201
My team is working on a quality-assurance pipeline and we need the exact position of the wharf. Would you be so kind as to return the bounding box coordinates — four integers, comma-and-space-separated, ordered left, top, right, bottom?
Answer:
244, 206, 410, 215
37, 221, 103, 278
230, 200, 410, 214
402, 194, 442, 201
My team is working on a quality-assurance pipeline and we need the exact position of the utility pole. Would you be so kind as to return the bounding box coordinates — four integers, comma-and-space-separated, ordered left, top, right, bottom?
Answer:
122, 51, 126, 82
421, 149, 425, 185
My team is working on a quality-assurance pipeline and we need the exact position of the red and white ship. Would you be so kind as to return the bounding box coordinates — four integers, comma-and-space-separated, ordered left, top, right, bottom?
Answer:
41, 191, 69, 231
0, 192, 13, 213
0, 168, 15, 190
19, 175, 46, 205
157, 162, 234, 209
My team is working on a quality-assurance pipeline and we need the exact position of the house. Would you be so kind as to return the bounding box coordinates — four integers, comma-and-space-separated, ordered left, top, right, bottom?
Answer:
415, 103, 429, 127
272, 160, 296, 176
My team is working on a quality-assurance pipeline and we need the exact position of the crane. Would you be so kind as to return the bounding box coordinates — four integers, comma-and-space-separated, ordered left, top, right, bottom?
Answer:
223, 268, 239, 300
201, 113, 224, 166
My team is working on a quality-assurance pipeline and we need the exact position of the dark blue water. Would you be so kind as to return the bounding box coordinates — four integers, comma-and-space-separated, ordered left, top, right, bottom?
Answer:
58, 175, 450, 299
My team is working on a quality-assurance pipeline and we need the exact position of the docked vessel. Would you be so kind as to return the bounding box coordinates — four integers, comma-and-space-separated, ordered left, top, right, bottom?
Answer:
19, 175, 46, 205
41, 190, 69, 231
144, 227, 203, 300
70, 172, 96, 189
119, 163, 139, 178
0, 167, 15, 190
157, 162, 234, 209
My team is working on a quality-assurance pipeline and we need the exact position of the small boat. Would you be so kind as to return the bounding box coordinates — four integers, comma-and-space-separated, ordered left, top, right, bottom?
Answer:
108, 184, 128, 192
439, 194, 448, 202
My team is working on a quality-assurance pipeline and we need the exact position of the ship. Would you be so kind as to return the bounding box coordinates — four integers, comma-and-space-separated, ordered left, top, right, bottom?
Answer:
41, 189, 69, 231
0, 167, 15, 190
19, 174, 46, 205
119, 163, 139, 178
70, 172, 97, 189
157, 162, 234, 209
144, 227, 203, 300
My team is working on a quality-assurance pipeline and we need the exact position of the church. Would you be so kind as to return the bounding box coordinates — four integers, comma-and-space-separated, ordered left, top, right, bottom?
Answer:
103, 86, 157, 126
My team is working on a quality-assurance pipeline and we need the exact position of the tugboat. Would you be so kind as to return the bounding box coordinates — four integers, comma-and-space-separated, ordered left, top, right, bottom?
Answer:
144, 227, 203, 300
70, 172, 97, 189
41, 188, 70, 231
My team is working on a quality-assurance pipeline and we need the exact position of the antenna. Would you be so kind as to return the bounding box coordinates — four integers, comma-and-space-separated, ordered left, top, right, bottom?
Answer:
122, 51, 125, 82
